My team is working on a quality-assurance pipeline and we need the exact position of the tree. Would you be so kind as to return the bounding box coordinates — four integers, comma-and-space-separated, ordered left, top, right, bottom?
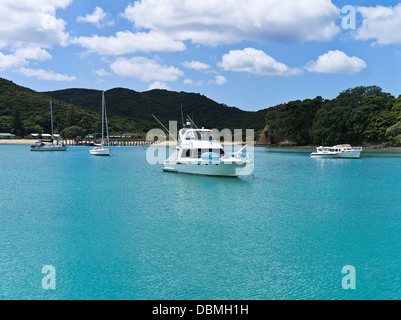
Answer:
61, 126, 85, 139
66, 104, 77, 127
11, 105, 23, 136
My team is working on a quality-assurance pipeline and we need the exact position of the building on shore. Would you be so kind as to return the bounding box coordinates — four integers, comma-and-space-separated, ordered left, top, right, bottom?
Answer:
0, 133, 17, 139
30, 133, 61, 140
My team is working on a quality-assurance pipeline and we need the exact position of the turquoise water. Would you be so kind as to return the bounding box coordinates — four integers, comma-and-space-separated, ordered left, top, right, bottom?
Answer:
1, 145, 401, 300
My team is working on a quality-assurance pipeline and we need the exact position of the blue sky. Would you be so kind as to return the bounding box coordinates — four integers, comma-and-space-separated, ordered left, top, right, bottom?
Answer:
1, 0, 401, 111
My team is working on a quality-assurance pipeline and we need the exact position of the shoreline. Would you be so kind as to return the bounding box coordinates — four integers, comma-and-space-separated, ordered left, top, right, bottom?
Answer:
1, 139, 401, 151
0, 139, 37, 145
254, 144, 401, 151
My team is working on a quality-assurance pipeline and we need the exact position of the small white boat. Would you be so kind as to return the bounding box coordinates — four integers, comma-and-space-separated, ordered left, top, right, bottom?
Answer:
90, 92, 111, 157
90, 145, 110, 156
30, 101, 67, 152
311, 144, 362, 159
159, 117, 253, 177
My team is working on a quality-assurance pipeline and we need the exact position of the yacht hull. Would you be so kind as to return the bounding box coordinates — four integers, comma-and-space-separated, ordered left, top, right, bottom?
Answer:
162, 161, 251, 177
334, 151, 361, 159
310, 153, 336, 158
30, 144, 67, 151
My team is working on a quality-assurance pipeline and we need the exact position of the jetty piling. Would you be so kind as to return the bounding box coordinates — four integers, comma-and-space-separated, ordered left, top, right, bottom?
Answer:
64, 137, 153, 146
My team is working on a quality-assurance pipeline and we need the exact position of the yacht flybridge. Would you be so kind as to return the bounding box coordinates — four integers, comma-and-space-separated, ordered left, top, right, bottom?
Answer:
158, 116, 254, 177
311, 144, 362, 159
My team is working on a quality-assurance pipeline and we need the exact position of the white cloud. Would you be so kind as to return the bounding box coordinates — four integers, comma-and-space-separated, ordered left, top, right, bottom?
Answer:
0, 52, 26, 71
93, 68, 110, 77
71, 31, 186, 55
0, 1, 71, 77
14, 47, 52, 62
0, 46, 52, 71
18, 67, 76, 81
208, 75, 227, 85
77, 6, 114, 27
183, 78, 203, 86
306, 50, 367, 74
123, 0, 340, 46
0, 0, 71, 48
148, 81, 170, 90
218, 48, 302, 76
110, 57, 183, 82
183, 61, 210, 70
355, 4, 401, 45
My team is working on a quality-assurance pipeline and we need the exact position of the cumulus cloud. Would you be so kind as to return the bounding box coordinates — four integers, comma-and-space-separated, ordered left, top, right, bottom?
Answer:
183, 78, 203, 86
122, 0, 340, 46
0, 52, 26, 71
355, 4, 401, 45
182, 61, 210, 70
218, 48, 302, 76
77, 6, 114, 27
18, 67, 76, 81
0, 0, 71, 48
0, 46, 52, 71
0, 1, 73, 79
306, 50, 367, 74
71, 31, 186, 55
93, 68, 110, 77
208, 75, 227, 85
148, 81, 170, 90
110, 57, 183, 82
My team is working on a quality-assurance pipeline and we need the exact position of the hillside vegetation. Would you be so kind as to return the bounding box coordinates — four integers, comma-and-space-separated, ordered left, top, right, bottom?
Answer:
263, 86, 401, 147
1, 77, 401, 146
0, 78, 266, 139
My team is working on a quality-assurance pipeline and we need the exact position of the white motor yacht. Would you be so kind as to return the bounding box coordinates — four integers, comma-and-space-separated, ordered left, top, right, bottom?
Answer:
311, 144, 362, 159
162, 122, 253, 177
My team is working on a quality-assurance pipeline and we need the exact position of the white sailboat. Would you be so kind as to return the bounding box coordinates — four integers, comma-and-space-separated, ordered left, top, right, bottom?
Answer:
90, 91, 111, 156
30, 101, 67, 151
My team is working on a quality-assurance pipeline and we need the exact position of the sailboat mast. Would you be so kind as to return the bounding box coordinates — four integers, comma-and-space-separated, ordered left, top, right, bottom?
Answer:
50, 100, 54, 141
104, 93, 109, 147
101, 92, 104, 146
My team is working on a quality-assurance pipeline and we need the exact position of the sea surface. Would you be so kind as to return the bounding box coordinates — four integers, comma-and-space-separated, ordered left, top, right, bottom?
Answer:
1, 145, 401, 300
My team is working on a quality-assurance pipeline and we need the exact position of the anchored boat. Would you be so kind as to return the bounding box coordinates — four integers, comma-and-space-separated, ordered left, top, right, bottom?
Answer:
311, 144, 362, 159
90, 91, 111, 156
30, 101, 67, 152
156, 116, 253, 177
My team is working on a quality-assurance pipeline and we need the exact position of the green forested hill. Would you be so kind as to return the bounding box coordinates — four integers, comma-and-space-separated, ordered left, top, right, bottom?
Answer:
263, 86, 401, 146
44, 87, 267, 135
0, 78, 98, 137
0, 77, 266, 138
1, 77, 401, 146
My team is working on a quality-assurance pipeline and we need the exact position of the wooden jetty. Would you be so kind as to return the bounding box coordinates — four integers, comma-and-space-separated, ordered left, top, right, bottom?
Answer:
64, 137, 154, 146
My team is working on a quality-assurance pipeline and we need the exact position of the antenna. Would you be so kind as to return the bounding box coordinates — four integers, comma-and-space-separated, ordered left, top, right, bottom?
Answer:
152, 114, 177, 142
180, 104, 184, 128
186, 115, 198, 129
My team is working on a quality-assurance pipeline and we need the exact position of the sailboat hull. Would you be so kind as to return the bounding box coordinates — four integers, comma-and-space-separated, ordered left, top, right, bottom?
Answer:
30, 144, 67, 151
90, 147, 111, 156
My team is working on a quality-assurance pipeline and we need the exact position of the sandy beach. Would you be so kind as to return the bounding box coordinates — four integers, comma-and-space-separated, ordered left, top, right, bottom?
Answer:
0, 139, 37, 145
